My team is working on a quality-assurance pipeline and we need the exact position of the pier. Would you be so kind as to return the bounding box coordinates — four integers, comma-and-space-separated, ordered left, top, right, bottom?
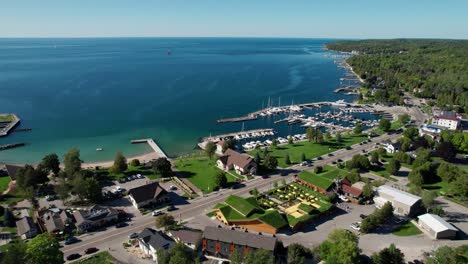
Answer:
200, 128, 275, 143
0, 143, 25, 151
0, 114, 21, 137
131, 138, 168, 159
216, 114, 258, 123
333, 86, 360, 94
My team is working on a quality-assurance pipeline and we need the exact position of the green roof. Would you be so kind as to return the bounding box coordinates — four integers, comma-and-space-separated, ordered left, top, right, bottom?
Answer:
258, 210, 288, 229
297, 203, 315, 214
286, 213, 318, 228
298, 171, 334, 190
224, 195, 259, 216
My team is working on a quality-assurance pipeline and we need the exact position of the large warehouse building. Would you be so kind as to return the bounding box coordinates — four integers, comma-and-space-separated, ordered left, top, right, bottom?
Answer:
417, 213, 458, 239
373, 185, 422, 216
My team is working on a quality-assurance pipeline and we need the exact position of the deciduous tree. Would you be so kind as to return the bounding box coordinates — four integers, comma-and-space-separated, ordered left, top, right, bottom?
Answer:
26, 233, 63, 264
379, 119, 391, 132
40, 153, 60, 176
152, 158, 173, 178
214, 171, 228, 189
64, 148, 82, 177
319, 229, 360, 264
111, 152, 128, 174
371, 243, 405, 264
155, 214, 176, 230
205, 142, 216, 159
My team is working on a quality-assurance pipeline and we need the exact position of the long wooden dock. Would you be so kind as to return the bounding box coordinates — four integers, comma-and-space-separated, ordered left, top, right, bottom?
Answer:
131, 138, 168, 159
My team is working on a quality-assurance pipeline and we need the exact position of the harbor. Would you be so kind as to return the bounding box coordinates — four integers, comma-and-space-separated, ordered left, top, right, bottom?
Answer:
0, 114, 21, 137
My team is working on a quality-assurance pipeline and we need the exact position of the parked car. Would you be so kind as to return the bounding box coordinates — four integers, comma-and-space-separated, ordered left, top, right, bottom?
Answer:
66, 254, 81, 261
300, 161, 308, 166
64, 237, 78, 245
46, 195, 56, 201
132, 175, 138, 180
359, 214, 367, 219
126, 177, 133, 181
152, 210, 163, 217
346, 146, 352, 150
262, 175, 269, 179
350, 222, 361, 231
136, 174, 144, 179
85, 247, 99, 254
115, 222, 127, 228
167, 205, 176, 211
338, 195, 349, 202
128, 233, 138, 239
118, 178, 126, 183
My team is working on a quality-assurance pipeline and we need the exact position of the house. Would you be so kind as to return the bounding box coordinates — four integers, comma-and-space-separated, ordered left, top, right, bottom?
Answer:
168, 229, 202, 250
339, 179, 363, 204
213, 195, 287, 234
202, 226, 279, 258
417, 213, 457, 239
373, 185, 422, 216
128, 182, 169, 209
216, 141, 225, 155
16, 216, 38, 239
73, 205, 119, 232
137, 228, 174, 261
40, 208, 71, 234
217, 149, 257, 175
382, 141, 401, 154
432, 111, 461, 130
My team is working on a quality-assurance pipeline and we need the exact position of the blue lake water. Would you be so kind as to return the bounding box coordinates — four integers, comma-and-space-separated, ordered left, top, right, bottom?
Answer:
0, 38, 357, 164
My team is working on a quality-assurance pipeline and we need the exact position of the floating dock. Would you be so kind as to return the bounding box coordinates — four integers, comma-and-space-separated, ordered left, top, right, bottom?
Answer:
131, 138, 168, 159
0, 114, 21, 137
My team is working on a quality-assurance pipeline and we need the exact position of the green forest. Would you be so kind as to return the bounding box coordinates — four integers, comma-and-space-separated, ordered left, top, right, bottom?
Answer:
326, 39, 468, 112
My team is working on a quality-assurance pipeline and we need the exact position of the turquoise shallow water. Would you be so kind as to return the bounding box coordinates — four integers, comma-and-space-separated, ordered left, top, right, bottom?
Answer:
0, 38, 351, 164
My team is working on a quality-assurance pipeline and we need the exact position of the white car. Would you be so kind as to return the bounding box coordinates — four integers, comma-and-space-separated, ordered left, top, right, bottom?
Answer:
152, 210, 163, 217
339, 195, 349, 202
115, 186, 124, 192
350, 223, 361, 231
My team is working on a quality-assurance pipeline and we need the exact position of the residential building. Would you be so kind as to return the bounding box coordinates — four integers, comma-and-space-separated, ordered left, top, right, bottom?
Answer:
339, 178, 363, 204
16, 216, 38, 239
417, 213, 457, 239
128, 182, 169, 209
73, 205, 119, 232
137, 228, 174, 261
168, 229, 202, 250
39, 208, 71, 234
432, 111, 461, 130
382, 141, 401, 154
213, 195, 287, 234
202, 226, 278, 258
217, 149, 257, 175
374, 185, 422, 216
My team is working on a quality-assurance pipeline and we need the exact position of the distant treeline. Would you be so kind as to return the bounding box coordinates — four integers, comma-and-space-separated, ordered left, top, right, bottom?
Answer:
326, 39, 468, 112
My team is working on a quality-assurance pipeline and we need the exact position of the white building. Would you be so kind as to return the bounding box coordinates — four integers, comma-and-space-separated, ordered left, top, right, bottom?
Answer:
374, 185, 422, 216
432, 111, 461, 130
417, 213, 457, 239
382, 142, 401, 154
137, 228, 174, 262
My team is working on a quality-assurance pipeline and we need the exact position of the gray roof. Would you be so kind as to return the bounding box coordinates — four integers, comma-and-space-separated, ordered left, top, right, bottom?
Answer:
203, 226, 277, 251
418, 213, 458, 233
377, 185, 421, 207
128, 182, 168, 204
169, 229, 202, 245
138, 228, 174, 249
16, 216, 35, 235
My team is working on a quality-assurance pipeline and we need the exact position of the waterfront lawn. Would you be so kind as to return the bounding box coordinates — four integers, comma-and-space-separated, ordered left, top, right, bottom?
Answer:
392, 221, 422, 236
0, 114, 13, 122
0, 176, 11, 193
174, 156, 236, 193
251, 134, 367, 168
75, 251, 116, 264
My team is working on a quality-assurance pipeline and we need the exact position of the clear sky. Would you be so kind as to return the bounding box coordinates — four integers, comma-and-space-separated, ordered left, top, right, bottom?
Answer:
1, 0, 467, 39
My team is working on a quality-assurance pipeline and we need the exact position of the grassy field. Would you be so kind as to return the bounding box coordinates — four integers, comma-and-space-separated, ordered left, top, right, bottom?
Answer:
392, 221, 422, 236
174, 154, 237, 193
250, 134, 367, 168
74, 251, 116, 264
423, 180, 450, 195
0, 114, 13, 122
0, 176, 11, 193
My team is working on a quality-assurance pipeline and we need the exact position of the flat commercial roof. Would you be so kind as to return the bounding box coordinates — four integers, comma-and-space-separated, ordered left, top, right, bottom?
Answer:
377, 185, 421, 207
418, 213, 457, 233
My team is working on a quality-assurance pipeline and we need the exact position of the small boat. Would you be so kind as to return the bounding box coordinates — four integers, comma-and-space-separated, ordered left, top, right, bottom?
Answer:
96, 148, 103, 151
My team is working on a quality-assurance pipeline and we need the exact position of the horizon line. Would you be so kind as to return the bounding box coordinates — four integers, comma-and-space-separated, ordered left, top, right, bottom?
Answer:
0, 36, 466, 40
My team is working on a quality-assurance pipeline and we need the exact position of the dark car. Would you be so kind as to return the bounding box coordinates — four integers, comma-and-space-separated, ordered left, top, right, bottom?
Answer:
337, 159, 343, 162
66, 254, 81, 261
64, 237, 78, 245
328, 153, 333, 157
359, 214, 367, 219
262, 175, 269, 179
85, 247, 99, 254
346, 146, 352, 150
115, 222, 127, 228
118, 178, 126, 183
317, 156, 323, 160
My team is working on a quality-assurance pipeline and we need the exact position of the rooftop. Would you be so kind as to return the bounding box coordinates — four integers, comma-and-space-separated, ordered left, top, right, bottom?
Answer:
138, 228, 174, 249
219, 149, 255, 170
128, 182, 167, 204
418, 213, 457, 233
376, 185, 421, 207
203, 226, 277, 251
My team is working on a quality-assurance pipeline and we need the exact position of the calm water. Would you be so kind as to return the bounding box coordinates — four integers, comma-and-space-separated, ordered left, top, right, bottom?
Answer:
0, 38, 353, 164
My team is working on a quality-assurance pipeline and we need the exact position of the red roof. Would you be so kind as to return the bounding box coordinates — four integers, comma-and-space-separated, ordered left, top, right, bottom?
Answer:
342, 184, 363, 197
433, 115, 459, 122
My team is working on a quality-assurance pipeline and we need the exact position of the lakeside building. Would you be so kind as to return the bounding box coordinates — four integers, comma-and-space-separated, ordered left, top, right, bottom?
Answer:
373, 185, 422, 217
213, 195, 287, 234
217, 149, 257, 175
431, 111, 461, 130
128, 182, 169, 209
202, 226, 279, 259
16, 216, 38, 239
417, 213, 457, 239
137, 228, 174, 261
73, 205, 119, 232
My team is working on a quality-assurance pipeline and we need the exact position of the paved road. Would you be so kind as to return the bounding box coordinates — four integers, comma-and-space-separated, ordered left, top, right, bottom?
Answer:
61, 130, 405, 260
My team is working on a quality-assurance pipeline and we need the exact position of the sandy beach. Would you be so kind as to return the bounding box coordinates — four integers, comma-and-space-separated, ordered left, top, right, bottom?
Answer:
81, 151, 160, 169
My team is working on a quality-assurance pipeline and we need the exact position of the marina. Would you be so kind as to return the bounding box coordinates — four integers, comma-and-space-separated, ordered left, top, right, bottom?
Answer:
0, 114, 21, 137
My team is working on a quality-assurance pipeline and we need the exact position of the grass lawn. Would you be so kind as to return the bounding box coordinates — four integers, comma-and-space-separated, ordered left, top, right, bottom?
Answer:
250, 134, 367, 168
423, 180, 450, 196
392, 221, 422, 236
390, 121, 405, 130
0, 114, 14, 122
0, 176, 11, 193
74, 251, 116, 264
0, 227, 16, 233
174, 155, 236, 193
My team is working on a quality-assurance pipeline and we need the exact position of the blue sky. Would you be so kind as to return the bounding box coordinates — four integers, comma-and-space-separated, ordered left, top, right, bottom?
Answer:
1, 0, 467, 38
